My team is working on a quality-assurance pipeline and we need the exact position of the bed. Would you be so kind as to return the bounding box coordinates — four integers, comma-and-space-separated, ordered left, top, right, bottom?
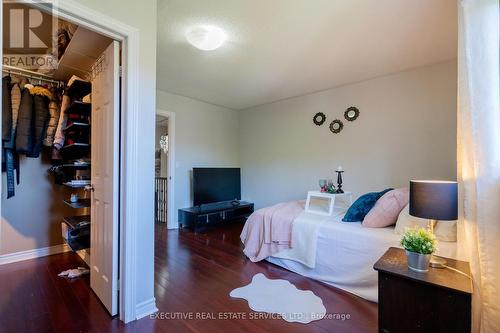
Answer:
242, 202, 457, 302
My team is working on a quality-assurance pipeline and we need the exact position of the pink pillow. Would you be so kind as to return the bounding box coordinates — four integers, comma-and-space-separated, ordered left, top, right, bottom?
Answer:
362, 188, 409, 228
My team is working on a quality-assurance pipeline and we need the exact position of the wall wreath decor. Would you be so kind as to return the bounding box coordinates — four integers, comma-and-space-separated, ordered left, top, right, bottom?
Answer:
313, 112, 326, 126
329, 119, 343, 134
344, 106, 360, 121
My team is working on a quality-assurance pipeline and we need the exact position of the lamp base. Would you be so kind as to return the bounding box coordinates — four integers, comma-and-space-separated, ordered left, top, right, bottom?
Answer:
427, 219, 446, 268
430, 255, 446, 268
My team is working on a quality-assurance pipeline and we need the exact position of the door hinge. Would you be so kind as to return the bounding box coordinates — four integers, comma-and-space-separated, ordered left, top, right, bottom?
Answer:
119, 66, 123, 77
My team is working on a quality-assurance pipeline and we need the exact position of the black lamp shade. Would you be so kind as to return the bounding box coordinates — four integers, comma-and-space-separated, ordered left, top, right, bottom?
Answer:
409, 180, 458, 220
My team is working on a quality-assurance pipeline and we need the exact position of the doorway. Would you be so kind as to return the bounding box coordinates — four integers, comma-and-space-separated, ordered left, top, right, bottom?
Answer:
2, 3, 120, 316
155, 110, 175, 229
0, 2, 143, 320
155, 115, 168, 224
1, 0, 153, 323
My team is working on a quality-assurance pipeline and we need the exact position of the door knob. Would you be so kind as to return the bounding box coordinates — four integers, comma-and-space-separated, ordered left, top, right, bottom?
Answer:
85, 184, 95, 192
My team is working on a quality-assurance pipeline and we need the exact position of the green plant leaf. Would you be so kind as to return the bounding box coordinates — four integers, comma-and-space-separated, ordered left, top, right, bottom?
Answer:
400, 227, 438, 255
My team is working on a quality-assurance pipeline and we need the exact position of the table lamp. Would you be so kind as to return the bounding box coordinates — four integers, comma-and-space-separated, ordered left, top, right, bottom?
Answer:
409, 180, 458, 268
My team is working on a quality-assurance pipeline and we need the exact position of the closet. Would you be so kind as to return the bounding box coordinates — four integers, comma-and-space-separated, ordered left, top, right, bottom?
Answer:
2, 5, 120, 316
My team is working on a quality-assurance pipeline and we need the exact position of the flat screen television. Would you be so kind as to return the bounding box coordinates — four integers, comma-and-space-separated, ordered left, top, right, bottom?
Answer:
193, 168, 241, 206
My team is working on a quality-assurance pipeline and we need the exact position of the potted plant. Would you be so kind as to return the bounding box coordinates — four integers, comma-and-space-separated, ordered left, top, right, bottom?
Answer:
400, 227, 437, 272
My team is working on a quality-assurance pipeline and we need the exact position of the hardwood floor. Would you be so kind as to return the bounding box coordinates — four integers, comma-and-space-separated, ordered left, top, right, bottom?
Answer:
0, 222, 377, 332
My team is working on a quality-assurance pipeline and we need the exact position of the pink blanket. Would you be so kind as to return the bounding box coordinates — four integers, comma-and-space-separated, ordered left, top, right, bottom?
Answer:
240, 201, 305, 262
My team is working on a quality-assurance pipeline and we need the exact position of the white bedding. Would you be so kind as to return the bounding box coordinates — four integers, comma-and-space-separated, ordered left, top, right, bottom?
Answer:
271, 209, 344, 268
267, 209, 457, 302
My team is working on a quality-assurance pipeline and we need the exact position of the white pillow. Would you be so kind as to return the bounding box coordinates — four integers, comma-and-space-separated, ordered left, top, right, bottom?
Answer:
394, 204, 457, 242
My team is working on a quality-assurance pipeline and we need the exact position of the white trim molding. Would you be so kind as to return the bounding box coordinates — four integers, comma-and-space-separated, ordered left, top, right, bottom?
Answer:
0, 244, 71, 266
135, 297, 158, 320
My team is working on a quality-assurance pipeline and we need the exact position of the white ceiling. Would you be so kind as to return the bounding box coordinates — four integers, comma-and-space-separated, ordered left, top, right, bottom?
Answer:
157, 0, 457, 110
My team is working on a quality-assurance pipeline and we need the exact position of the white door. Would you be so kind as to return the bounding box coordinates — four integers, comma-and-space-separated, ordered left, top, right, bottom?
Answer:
90, 41, 120, 315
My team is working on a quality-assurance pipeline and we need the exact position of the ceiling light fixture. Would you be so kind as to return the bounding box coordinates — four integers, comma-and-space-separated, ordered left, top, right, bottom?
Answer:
186, 25, 227, 51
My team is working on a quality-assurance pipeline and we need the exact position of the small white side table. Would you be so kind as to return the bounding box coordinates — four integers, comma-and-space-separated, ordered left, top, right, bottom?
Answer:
305, 191, 353, 216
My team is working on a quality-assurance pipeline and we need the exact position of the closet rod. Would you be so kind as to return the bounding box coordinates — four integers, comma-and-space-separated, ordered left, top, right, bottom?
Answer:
2, 65, 64, 85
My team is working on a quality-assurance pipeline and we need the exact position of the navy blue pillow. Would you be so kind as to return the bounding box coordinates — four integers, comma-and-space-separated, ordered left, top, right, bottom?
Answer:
342, 188, 393, 222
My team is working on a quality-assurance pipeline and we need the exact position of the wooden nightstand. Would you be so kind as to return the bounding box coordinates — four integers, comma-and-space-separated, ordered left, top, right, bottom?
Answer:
374, 247, 472, 333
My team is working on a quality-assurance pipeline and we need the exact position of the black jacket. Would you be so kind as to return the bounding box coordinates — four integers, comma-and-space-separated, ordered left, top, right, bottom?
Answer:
29, 94, 50, 158
15, 87, 50, 157
2, 76, 12, 141
15, 88, 34, 155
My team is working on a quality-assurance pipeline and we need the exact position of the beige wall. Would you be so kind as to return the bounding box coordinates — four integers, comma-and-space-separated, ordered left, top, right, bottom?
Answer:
156, 61, 457, 220
157, 90, 240, 221
0, 156, 80, 254
239, 61, 457, 209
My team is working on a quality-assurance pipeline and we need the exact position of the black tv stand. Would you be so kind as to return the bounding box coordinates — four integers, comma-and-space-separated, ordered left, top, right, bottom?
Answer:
178, 201, 254, 232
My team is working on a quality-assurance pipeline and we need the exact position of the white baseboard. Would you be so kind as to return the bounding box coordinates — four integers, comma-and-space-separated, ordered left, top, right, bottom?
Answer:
135, 297, 158, 320
167, 223, 179, 230
76, 249, 91, 266
0, 243, 71, 265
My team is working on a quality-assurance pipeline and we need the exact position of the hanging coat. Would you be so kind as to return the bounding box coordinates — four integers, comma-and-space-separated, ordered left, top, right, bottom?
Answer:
43, 87, 60, 147
15, 88, 34, 155
4, 82, 21, 149
2, 76, 12, 141
28, 87, 51, 158
53, 94, 70, 149
4, 82, 22, 196
10, 83, 21, 136
10, 83, 22, 185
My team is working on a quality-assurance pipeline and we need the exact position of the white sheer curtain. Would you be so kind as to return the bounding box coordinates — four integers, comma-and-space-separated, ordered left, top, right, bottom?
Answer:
457, 0, 500, 332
